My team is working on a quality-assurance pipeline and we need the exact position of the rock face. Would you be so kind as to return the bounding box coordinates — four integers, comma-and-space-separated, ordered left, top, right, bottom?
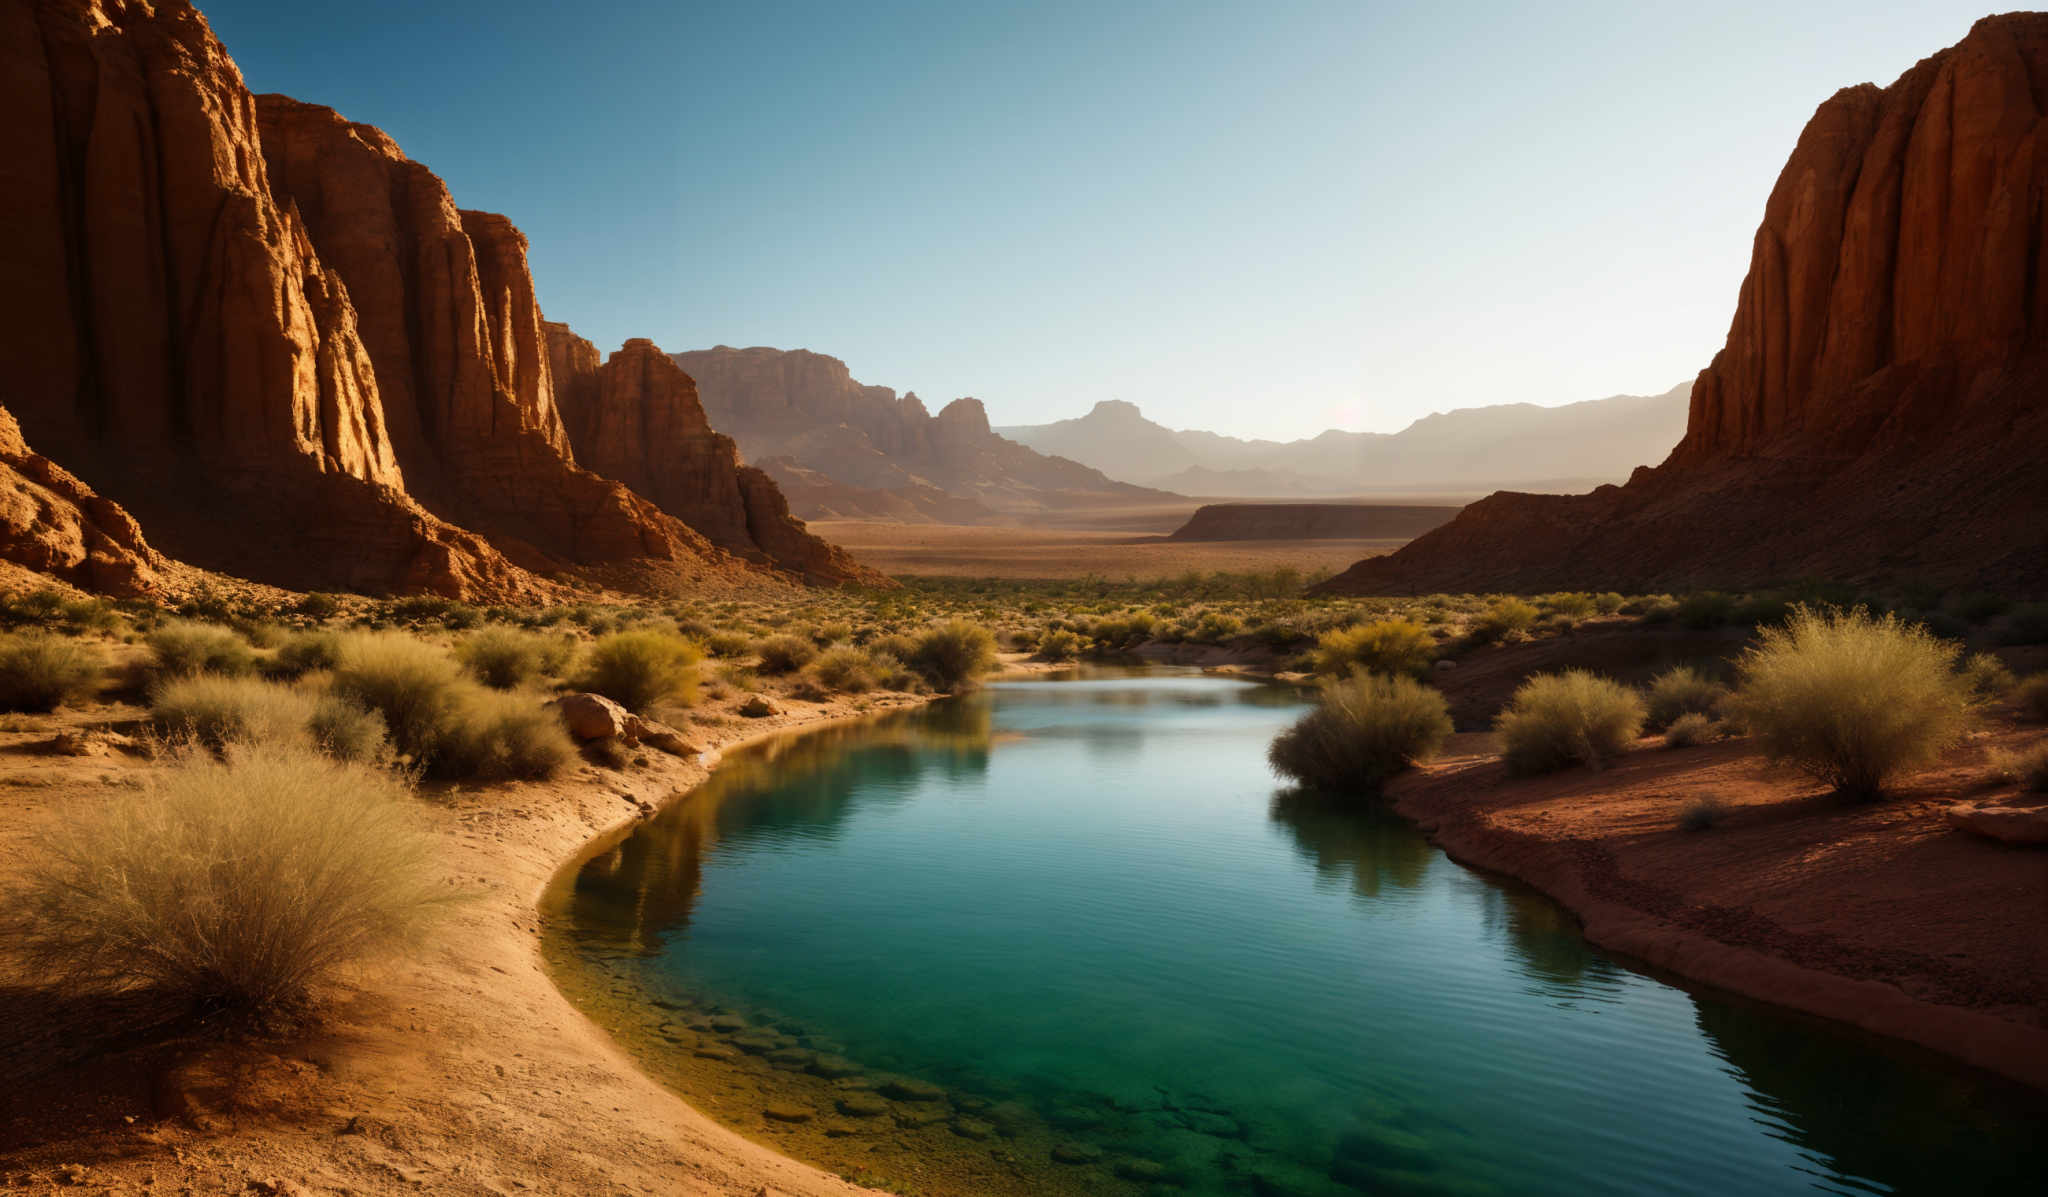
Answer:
669, 346, 1167, 519
0, 405, 167, 597
251, 95, 724, 573
0, 0, 545, 598
0, 0, 865, 598
1322, 14, 2048, 597
1168, 503, 1463, 542
545, 328, 883, 584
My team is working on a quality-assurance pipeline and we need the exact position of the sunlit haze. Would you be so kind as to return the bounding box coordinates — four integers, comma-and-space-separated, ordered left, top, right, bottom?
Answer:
203, 0, 1990, 439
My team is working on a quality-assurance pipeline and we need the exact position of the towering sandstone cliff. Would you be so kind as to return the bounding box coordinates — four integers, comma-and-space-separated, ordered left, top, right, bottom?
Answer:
544, 328, 882, 585
1322, 14, 2048, 596
0, 0, 869, 596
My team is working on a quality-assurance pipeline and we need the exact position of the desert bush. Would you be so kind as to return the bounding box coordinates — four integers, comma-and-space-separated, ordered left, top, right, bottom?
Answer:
1592, 592, 1626, 615
1542, 592, 1598, 622
1958, 652, 2017, 705
1471, 597, 1538, 643
754, 633, 818, 675
1726, 606, 1971, 800
813, 621, 854, 646
147, 621, 256, 681
908, 620, 998, 690
2020, 675, 2048, 723
1663, 712, 1720, 749
1495, 670, 1645, 775
1190, 611, 1244, 644
456, 627, 572, 690
152, 675, 317, 751
703, 630, 754, 659
573, 630, 700, 712
1268, 672, 1452, 794
1, 744, 447, 1013
295, 592, 343, 620
1310, 619, 1434, 678
811, 645, 880, 693
437, 690, 573, 781
1986, 743, 2048, 792
307, 695, 388, 763
264, 629, 344, 680
330, 632, 466, 764
0, 631, 103, 712
1644, 666, 1728, 730
1036, 628, 1083, 662
1677, 795, 1726, 831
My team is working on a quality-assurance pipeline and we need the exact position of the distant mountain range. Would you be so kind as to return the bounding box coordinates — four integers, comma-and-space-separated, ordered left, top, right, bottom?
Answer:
996, 385, 1692, 496
669, 347, 1167, 522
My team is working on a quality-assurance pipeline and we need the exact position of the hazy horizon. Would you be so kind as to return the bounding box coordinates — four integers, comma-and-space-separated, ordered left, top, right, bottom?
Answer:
204, 0, 1991, 439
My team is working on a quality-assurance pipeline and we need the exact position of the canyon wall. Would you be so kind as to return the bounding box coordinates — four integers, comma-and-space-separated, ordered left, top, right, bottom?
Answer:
1322, 14, 2048, 596
0, 0, 871, 596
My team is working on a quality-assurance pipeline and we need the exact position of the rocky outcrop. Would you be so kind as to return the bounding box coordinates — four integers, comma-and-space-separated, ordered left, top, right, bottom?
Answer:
252, 95, 724, 573
545, 328, 884, 585
0, 0, 549, 598
670, 346, 1167, 518
1322, 14, 2048, 597
0, 405, 166, 596
1168, 504, 1462, 542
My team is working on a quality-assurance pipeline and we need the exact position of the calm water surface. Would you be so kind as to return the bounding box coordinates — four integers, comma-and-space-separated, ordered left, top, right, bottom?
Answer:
547, 670, 2046, 1196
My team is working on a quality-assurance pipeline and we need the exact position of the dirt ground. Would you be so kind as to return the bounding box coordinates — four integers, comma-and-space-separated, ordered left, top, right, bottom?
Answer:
811, 519, 1405, 580
1388, 718, 2048, 1090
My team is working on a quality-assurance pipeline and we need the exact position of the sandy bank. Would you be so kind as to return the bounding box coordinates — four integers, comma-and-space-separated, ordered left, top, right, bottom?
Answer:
1387, 729, 2048, 1092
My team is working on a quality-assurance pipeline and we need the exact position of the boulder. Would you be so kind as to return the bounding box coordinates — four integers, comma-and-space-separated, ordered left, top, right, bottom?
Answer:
551, 693, 631, 741
1946, 803, 2048, 846
621, 714, 700, 757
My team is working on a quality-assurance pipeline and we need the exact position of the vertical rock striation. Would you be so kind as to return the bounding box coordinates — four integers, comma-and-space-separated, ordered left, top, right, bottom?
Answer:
1320, 14, 2048, 596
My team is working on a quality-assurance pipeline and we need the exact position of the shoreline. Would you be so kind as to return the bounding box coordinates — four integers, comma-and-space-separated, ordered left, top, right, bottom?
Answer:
1386, 733, 2048, 1094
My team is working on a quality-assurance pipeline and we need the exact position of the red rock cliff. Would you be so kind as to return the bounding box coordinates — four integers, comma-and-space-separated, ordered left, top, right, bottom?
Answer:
0, 0, 546, 597
545, 327, 884, 585
1322, 14, 2048, 596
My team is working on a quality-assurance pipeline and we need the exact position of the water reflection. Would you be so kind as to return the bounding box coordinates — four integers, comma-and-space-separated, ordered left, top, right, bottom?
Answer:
1474, 884, 1629, 1002
1268, 791, 1434, 898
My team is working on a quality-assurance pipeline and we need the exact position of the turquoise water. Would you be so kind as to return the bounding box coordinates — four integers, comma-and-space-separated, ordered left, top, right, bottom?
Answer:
550, 670, 2047, 1195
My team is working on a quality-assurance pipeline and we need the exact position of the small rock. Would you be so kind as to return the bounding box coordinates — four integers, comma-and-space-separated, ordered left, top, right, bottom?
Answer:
806, 1053, 862, 1079
835, 1094, 890, 1118
730, 1033, 781, 1055
1113, 1158, 1167, 1181
763, 1104, 813, 1123
879, 1077, 946, 1102
738, 696, 780, 718
892, 1107, 948, 1129
949, 1118, 994, 1140
1050, 1142, 1104, 1165
624, 714, 700, 756
692, 1046, 739, 1062
709, 1015, 749, 1032
549, 693, 631, 741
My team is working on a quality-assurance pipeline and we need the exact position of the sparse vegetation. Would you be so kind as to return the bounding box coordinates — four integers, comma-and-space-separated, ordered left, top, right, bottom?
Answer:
456, 627, 573, 690
1268, 671, 1452, 794
1309, 619, 1435, 678
1663, 712, 1720, 749
1727, 606, 1971, 800
2020, 674, 2048, 723
1644, 666, 1728, 730
330, 632, 465, 766
754, 633, 818, 675
1958, 652, 2017, 705
1, 744, 448, 1013
152, 674, 316, 751
0, 630, 103, 712
907, 620, 999, 690
573, 630, 700, 712
438, 689, 574, 781
810, 645, 882, 693
1471, 597, 1538, 643
1986, 743, 2048, 793
146, 620, 256, 681
1495, 670, 1645, 775
265, 629, 344, 680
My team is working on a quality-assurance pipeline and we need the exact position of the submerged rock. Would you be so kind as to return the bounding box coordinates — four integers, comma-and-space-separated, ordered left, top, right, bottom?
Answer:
879, 1077, 946, 1102
1050, 1142, 1104, 1165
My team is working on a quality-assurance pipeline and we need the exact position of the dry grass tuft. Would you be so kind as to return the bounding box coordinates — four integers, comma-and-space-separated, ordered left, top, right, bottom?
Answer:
573, 630, 700, 712
0, 630, 103, 712
1269, 671, 1452, 794
1309, 619, 1435, 678
1, 744, 450, 1014
1495, 670, 1645, 775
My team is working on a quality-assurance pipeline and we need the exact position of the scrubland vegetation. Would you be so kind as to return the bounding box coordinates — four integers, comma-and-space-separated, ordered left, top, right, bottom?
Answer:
1495, 671, 1646, 775
1269, 671, 1451, 793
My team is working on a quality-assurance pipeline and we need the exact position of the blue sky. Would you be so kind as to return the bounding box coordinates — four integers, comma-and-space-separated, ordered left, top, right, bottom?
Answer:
206, 1, 1990, 439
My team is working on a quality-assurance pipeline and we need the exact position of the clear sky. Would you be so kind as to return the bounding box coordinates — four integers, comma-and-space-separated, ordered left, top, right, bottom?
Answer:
204, 1, 1991, 440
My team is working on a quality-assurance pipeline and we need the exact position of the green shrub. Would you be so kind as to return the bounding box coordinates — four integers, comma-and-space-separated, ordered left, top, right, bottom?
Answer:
152, 675, 316, 750
573, 630, 700, 712
814, 621, 854, 646
1471, 597, 1538, 643
0, 631, 103, 712
1036, 628, 1083, 662
811, 645, 880, 693
1, 744, 447, 1013
2020, 675, 2048, 723
1644, 666, 1728, 730
1191, 612, 1244, 644
1677, 795, 1726, 831
265, 630, 344, 680
295, 592, 343, 620
1495, 670, 1646, 775
308, 695, 388, 764
437, 690, 573, 781
1663, 712, 1720, 748
1727, 606, 1971, 800
1592, 592, 1626, 615
909, 620, 999, 690
456, 627, 573, 690
703, 630, 754, 659
1268, 672, 1452, 794
754, 633, 818, 675
330, 632, 466, 765
1310, 619, 1434, 678
1986, 743, 2048, 793
147, 621, 256, 681
1958, 652, 2017, 705
1542, 593, 1597, 622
